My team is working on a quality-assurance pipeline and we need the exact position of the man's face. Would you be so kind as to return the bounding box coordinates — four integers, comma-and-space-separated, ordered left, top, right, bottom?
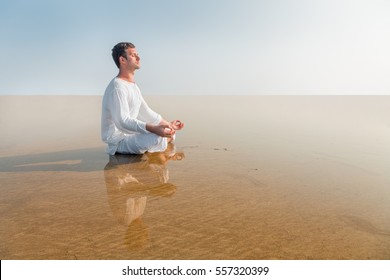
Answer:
123, 48, 140, 70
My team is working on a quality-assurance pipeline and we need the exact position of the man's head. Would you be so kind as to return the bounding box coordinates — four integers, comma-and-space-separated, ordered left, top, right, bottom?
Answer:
111, 42, 140, 70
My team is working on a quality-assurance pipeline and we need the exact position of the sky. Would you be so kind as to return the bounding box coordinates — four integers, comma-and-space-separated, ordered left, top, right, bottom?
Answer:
0, 0, 390, 95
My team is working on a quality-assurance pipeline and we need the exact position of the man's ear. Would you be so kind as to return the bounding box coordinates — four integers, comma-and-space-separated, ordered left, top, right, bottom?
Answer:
119, 55, 127, 65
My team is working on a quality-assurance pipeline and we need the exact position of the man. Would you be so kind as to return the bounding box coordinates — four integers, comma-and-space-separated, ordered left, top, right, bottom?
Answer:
101, 42, 184, 155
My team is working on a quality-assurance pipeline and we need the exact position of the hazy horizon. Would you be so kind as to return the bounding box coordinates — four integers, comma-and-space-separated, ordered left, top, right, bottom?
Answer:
1, 0, 390, 96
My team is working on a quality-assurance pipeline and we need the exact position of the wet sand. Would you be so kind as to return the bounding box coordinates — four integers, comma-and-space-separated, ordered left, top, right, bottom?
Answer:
1, 95, 390, 259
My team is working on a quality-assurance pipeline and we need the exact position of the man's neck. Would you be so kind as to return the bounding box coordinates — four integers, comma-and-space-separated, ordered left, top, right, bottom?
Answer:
117, 70, 135, 83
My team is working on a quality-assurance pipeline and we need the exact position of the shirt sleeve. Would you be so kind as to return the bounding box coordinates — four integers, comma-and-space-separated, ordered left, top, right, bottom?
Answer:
110, 88, 149, 134
138, 94, 162, 125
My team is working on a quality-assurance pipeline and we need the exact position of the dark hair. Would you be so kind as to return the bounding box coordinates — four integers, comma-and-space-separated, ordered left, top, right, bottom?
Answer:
112, 42, 135, 68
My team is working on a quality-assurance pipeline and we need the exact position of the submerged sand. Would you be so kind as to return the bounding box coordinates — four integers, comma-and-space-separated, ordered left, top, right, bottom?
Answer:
0, 95, 390, 259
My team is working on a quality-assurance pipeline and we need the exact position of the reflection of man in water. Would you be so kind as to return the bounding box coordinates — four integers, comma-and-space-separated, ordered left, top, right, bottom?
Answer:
104, 143, 184, 250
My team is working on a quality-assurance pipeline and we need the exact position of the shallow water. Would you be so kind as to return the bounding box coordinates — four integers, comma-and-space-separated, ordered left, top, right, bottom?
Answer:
1, 95, 390, 259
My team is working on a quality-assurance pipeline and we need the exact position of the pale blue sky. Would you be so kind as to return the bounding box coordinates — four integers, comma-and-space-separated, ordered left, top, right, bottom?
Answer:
1, 0, 389, 95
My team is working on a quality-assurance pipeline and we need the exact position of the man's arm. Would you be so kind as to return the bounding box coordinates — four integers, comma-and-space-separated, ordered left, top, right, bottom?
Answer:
146, 122, 175, 138
110, 89, 149, 134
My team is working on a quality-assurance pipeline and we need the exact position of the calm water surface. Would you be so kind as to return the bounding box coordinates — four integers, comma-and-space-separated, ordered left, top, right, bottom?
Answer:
1, 96, 390, 259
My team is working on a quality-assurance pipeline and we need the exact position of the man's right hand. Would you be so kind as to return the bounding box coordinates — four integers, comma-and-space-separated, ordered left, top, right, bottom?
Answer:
146, 123, 176, 138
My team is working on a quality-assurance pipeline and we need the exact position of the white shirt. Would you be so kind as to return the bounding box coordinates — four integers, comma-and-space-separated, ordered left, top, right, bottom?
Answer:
101, 78, 162, 154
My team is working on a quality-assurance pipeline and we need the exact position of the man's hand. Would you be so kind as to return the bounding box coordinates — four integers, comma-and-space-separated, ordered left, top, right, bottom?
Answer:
146, 123, 175, 138
171, 120, 184, 130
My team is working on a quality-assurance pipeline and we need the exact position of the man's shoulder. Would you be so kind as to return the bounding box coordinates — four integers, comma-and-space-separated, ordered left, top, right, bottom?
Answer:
105, 78, 132, 95
112, 77, 126, 89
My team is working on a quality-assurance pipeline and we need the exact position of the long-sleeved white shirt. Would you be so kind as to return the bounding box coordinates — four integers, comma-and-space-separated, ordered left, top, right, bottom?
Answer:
101, 77, 162, 154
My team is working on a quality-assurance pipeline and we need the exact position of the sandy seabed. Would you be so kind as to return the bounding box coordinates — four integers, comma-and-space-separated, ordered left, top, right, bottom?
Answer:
0, 95, 390, 259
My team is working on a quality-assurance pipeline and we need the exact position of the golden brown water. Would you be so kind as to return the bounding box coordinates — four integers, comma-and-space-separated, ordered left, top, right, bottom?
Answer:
1, 95, 390, 259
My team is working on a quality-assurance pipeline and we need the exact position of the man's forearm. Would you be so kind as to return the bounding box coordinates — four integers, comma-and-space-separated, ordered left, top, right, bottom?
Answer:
146, 122, 174, 138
